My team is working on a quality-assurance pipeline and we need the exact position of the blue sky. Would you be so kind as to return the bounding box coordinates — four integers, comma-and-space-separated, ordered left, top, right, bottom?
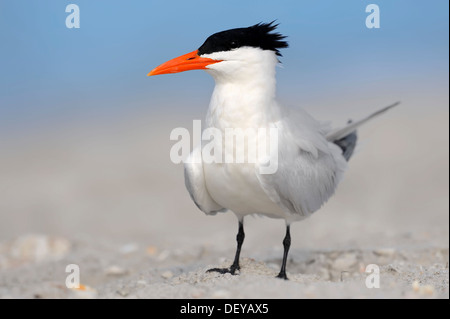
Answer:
0, 1, 448, 134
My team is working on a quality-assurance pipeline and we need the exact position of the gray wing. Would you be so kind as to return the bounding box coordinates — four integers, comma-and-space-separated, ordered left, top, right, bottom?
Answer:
184, 146, 226, 215
256, 107, 348, 219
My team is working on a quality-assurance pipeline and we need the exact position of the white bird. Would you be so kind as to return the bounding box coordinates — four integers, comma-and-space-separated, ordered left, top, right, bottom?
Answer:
148, 22, 398, 279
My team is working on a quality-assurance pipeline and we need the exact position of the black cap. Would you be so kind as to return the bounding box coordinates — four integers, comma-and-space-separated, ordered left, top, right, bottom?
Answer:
198, 21, 288, 57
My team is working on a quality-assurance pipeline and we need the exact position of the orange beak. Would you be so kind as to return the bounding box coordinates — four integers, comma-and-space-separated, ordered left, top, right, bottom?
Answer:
148, 50, 221, 76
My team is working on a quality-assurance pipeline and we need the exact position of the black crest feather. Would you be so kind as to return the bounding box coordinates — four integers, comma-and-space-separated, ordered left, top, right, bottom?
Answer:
198, 21, 288, 56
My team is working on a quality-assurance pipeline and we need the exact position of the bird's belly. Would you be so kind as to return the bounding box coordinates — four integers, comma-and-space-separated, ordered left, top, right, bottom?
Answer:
203, 162, 285, 218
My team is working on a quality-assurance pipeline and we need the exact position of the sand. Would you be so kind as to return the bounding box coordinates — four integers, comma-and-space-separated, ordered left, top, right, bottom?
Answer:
0, 107, 448, 299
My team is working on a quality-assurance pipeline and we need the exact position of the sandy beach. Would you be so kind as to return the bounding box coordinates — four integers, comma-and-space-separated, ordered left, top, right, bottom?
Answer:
0, 107, 448, 299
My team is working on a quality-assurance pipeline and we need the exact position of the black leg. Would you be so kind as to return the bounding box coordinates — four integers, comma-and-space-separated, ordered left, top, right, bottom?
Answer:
276, 225, 291, 280
208, 219, 245, 275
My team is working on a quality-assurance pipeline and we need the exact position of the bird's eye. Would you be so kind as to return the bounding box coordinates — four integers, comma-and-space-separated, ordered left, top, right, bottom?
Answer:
230, 41, 238, 49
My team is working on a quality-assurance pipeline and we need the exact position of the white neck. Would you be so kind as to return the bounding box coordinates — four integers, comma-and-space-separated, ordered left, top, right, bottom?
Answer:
203, 49, 281, 129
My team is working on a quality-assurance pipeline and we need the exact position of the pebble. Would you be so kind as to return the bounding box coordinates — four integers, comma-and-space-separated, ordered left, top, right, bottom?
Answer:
119, 243, 139, 254
161, 270, 174, 279
421, 285, 435, 296
386, 264, 400, 273
191, 289, 204, 298
146, 246, 158, 256
304, 286, 317, 298
412, 281, 420, 292
211, 289, 231, 299
412, 281, 435, 296
105, 265, 127, 276
157, 250, 171, 261
70, 285, 98, 299
117, 288, 130, 297
374, 248, 397, 257
333, 253, 358, 270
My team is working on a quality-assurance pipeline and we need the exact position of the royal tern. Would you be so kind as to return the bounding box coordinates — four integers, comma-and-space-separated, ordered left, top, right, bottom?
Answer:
148, 22, 398, 279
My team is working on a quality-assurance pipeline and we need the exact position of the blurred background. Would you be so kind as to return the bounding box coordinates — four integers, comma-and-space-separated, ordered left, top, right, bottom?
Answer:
0, 1, 448, 273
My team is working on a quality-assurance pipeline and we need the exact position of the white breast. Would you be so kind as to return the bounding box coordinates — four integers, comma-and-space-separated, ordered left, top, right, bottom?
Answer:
201, 71, 286, 218
203, 160, 285, 218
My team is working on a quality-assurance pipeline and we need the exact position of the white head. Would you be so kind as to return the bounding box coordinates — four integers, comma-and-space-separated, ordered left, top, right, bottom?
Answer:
148, 22, 288, 84
200, 47, 280, 84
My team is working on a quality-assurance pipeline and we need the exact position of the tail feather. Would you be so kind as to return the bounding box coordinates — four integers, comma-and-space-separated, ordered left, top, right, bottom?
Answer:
326, 102, 400, 142
334, 122, 357, 161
